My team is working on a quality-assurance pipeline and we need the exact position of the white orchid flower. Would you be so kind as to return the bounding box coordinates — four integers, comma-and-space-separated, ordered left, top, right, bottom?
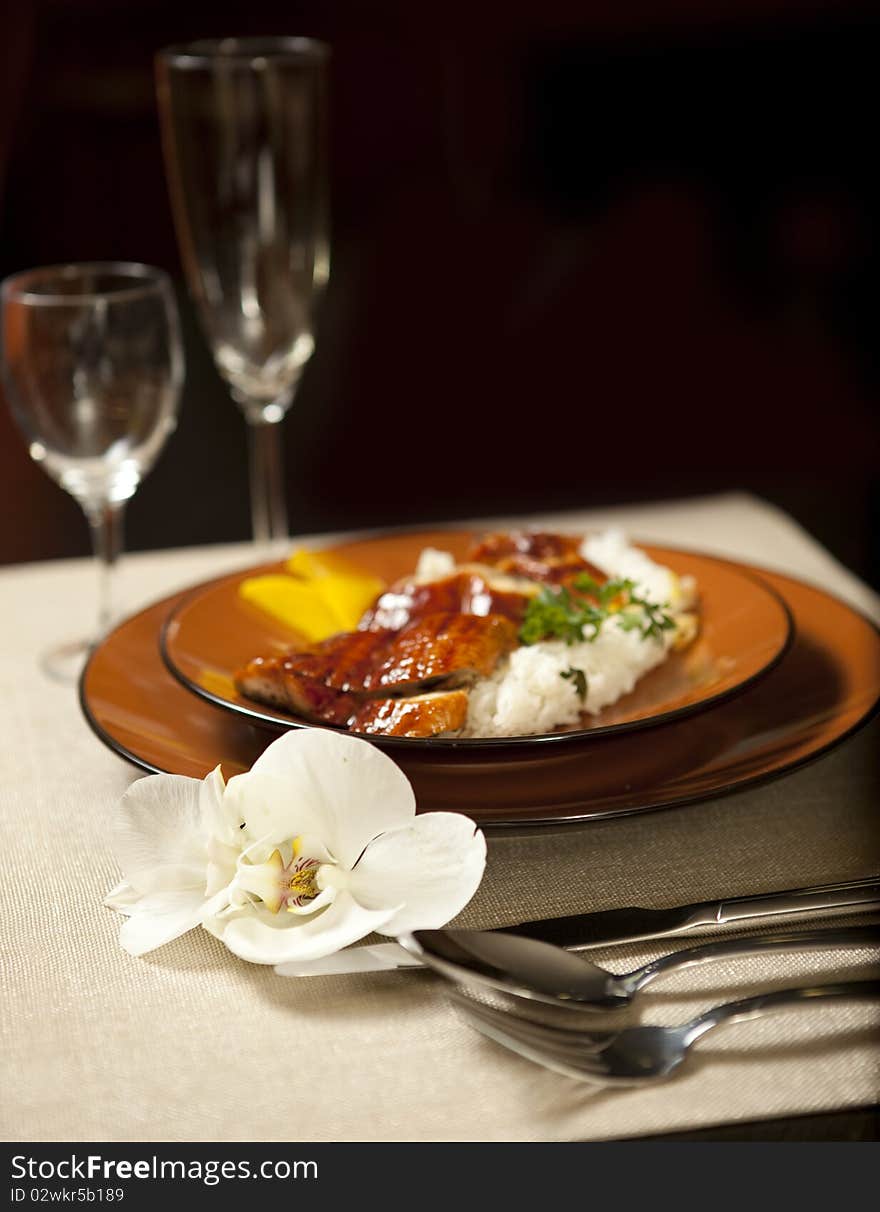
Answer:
105, 729, 487, 966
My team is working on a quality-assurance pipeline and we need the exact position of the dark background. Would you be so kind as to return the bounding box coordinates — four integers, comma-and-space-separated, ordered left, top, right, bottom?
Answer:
1, 0, 878, 585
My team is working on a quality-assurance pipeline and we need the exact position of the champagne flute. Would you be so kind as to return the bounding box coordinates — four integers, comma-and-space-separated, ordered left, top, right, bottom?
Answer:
0, 262, 184, 681
155, 37, 330, 550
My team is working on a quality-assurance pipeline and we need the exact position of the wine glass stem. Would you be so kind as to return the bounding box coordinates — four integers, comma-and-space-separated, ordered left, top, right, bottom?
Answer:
247, 417, 288, 548
85, 501, 125, 642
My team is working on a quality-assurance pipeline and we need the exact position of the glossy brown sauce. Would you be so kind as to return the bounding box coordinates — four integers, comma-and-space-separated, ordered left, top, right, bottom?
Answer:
236, 531, 602, 736
237, 609, 516, 692
467, 531, 584, 562
360, 570, 531, 631
467, 531, 604, 585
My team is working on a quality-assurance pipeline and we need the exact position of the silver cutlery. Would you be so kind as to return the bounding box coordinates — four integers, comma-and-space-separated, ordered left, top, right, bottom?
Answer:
493, 876, 880, 950
449, 978, 880, 1086
399, 923, 880, 1010
275, 877, 880, 978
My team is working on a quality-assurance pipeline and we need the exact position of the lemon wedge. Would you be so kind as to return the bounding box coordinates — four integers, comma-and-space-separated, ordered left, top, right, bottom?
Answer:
239, 576, 341, 642
286, 548, 374, 581
316, 571, 386, 629
239, 549, 386, 641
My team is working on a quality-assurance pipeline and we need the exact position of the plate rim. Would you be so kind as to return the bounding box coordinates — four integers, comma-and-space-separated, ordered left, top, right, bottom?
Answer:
79, 579, 880, 831
156, 537, 796, 749
78, 560, 880, 830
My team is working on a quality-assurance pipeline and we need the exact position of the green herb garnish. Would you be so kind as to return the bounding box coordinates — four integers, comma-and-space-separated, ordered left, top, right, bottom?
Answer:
572, 573, 627, 609
625, 587, 677, 641
560, 666, 588, 701
519, 576, 675, 646
518, 583, 604, 646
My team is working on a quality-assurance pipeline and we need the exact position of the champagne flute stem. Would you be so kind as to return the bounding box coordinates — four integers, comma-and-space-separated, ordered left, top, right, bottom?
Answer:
85, 501, 125, 642
247, 416, 288, 549
265, 419, 289, 544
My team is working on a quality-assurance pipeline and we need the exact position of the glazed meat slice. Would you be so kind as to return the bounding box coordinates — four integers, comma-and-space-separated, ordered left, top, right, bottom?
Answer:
468, 531, 583, 563
371, 612, 516, 693
350, 689, 469, 738
259, 629, 387, 695
235, 612, 516, 720
235, 653, 358, 727
467, 530, 604, 585
359, 569, 535, 632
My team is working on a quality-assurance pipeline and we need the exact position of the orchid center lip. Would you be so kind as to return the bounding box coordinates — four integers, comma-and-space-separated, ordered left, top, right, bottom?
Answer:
236, 848, 325, 914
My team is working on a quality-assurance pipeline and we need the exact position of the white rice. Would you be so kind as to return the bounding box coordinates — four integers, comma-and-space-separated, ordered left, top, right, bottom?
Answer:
418, 531, 696, 738
580, 528, 696, 611
415, 547, 457, 580
465, 614, 675, 736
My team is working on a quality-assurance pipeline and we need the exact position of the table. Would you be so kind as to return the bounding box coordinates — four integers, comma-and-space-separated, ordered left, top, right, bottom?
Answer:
1, 492, 878, 1141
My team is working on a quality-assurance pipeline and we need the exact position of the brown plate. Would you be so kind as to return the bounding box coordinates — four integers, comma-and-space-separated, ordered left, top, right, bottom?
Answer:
80, 559, 880, 827
159, 531, 793, 745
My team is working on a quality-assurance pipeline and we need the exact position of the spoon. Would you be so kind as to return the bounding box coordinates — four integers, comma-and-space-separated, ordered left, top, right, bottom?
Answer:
397, 923, 880, 1010
448, 978, 880, 1084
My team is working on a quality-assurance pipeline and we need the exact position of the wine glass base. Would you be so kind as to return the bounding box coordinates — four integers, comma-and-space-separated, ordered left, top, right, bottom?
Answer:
40, 639, 93, 685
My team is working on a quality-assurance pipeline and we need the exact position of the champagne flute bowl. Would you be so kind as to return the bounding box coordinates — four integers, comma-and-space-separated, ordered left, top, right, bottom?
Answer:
1, 261, 183, 681
156, 37, 330, 551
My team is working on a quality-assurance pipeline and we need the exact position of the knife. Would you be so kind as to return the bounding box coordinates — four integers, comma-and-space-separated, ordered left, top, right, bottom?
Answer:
274, 876, 880, 977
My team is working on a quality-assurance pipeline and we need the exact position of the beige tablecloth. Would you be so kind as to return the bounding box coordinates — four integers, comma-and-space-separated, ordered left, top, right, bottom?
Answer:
1, 493, 878, 1141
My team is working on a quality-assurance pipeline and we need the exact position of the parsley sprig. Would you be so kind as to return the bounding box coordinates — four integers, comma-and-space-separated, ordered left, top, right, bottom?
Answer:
560, 666, 588, 701
519, 574, 675, 646
617, 587, 677, 641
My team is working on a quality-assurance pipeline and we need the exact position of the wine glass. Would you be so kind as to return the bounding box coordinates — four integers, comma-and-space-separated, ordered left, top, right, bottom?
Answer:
0, 262, 184, 681
155, 37, 330, 550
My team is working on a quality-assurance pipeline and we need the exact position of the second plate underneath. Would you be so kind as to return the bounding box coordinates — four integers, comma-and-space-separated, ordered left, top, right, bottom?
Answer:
80, 562, 880, 826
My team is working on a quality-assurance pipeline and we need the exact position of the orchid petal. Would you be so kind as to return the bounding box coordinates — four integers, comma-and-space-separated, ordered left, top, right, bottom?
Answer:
205, 838, 240, 898
199, 764, 239, 845
290, 834, 335, 865
283, 885, 336, 916
117, 889, 208, 957
225, 730, 416, 869
103, 880, 141, 915
275, 944, 418, 977
112, 774, 208, 895
349, 813, 487, 933
212, 890, 398, 964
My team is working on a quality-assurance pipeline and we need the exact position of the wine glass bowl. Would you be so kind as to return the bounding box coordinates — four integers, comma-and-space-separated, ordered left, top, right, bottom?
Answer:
1, 262, 184, 680
2, 263, 182, 509
156, 37, 330, 545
